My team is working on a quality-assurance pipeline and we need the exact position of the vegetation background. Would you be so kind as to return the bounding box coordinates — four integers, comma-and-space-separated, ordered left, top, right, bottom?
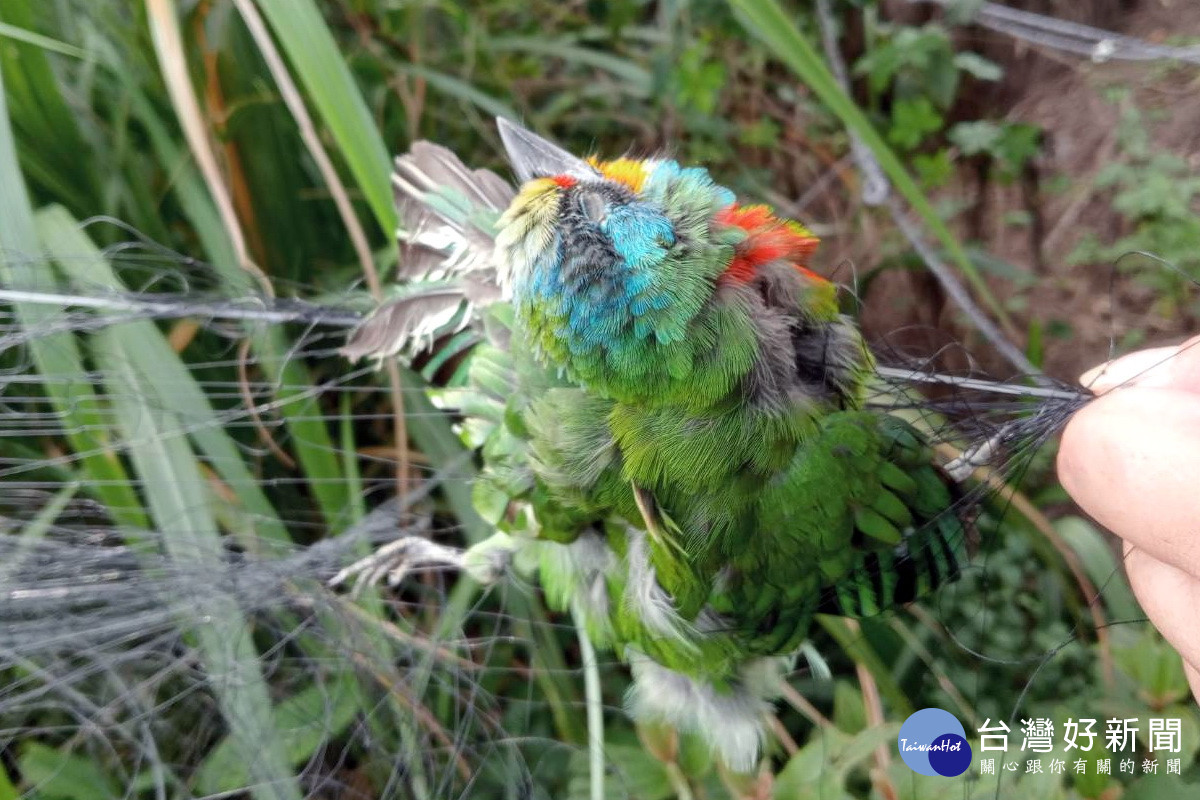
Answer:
0, 0, 1198, 798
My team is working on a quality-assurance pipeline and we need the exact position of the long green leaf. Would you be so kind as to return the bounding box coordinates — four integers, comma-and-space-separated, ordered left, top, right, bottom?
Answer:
394, 62, 519, 120
94, 327, 302, 800
252, 0, 395, 233
145, 0, 353, 530
487, 36, 653, 91
0, 21, 86, 58
128, 89, 240, 267
0, 2, 100, 214
1056, 515, 1141, 621
0, 50, 145, 529
36, 205, 291, 546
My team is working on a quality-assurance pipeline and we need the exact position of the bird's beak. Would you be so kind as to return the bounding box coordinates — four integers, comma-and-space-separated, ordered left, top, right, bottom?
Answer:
497, 117, 598, 184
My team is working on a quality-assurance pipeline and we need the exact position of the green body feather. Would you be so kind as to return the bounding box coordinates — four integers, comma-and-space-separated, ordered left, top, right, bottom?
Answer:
354, 136, 973, 771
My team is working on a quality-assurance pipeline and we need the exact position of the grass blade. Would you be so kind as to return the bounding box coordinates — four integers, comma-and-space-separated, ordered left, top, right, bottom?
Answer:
817, 616, 912, 718
36, 205, 292, 546
0, 21, 86, 58
252, 0, 396, 234
145, 0, 352, 528
394, 62, 518, 121
94, 326, 303, 800
0, 51, 145, 529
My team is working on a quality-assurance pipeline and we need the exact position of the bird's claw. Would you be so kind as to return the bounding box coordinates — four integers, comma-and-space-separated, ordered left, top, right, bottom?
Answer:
329, 536, 469, 598
330, 532, 516, 597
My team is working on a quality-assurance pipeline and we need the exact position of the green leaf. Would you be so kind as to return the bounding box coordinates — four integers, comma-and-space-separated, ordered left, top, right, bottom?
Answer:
94, 328, 303, 800
0, 47, 145, 529
817, 617, 912, 718
251, 0, 395, 234
17, 743, 120, 800
913, 149, 954, 188
340, 392, 367, 525
889, 97, 943, 150
568, 743, 672, 800
1027, 317, 1044, 367
951, 120, 1042, 175
953, 52, 1003, 82
35, 205, 291, 546
0, 1, 99, 212
773, 730, 852, 800
0, 763, 15, 800
832, 679, 867, 733
0, 21, 86, 58
1054, 516, 1141, 620
837, 723, 902, 774
1111, 626, 1190, 706
194, 673, 360, 795
994, 122, 1042, 168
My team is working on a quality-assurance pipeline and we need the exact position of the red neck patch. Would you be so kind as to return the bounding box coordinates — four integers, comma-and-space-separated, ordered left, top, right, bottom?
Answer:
715, 204, 821, 284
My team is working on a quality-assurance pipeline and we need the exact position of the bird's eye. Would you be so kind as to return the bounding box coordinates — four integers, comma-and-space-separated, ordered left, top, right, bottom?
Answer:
578, 191, 607, 224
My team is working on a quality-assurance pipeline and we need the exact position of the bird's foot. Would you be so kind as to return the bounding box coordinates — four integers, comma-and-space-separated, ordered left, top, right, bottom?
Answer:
329, 536, 467, 597
329, 532, 514, 597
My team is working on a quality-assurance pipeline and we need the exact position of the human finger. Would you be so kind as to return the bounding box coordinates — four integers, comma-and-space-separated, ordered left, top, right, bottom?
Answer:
1058, 388, 1200, 577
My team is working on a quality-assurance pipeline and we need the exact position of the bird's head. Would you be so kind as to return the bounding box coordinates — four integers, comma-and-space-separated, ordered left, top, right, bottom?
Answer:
494, 118, 825, 406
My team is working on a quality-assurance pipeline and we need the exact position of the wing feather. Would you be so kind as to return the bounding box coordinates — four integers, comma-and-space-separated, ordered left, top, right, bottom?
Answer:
341, 287, 468, 363
392, 143, 515, 286
348, 143, 517, 363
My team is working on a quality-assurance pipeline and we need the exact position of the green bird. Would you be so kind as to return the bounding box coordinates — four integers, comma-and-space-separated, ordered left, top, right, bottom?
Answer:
334, 119, 971, 772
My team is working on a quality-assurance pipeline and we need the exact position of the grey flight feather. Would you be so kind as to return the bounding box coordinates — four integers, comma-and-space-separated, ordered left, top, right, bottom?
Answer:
392, 142, 514, 286
368, 122, 598, 364
340, 287, 468, 363
350, 140, 521, 362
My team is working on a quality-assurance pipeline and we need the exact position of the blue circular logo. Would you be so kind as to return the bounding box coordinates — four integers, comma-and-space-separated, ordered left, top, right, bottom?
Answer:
897, 708, 972, 777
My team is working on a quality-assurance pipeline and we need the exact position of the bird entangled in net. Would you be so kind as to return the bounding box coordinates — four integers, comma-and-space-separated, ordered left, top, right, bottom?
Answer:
0, 209, 1171, 800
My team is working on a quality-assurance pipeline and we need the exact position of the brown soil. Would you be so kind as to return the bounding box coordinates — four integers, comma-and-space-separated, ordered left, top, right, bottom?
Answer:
835, 0, 1200, 381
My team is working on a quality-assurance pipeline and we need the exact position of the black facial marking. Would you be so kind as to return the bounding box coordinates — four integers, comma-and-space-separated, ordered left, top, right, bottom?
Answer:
551, 182, 640, 288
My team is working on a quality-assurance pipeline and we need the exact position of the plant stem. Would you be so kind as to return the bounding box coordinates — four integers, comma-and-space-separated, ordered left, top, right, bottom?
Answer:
576, 613, 605, 800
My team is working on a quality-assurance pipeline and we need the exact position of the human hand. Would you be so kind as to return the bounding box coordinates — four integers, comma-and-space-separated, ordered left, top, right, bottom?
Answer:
1058, 335, 1200, 700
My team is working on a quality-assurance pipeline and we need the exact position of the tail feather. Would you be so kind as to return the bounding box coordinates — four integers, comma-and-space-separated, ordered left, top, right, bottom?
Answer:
819, 493, 975, 618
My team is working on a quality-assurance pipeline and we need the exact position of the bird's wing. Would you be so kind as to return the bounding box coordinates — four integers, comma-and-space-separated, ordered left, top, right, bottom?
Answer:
391, 142, 514, 286
343, 143, 515, 363
734, 410, 973, 655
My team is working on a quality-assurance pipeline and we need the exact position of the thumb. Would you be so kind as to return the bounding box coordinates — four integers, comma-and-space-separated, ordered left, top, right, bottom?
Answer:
1079, 335, 1200, 395
1058, 387, 1200, 574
